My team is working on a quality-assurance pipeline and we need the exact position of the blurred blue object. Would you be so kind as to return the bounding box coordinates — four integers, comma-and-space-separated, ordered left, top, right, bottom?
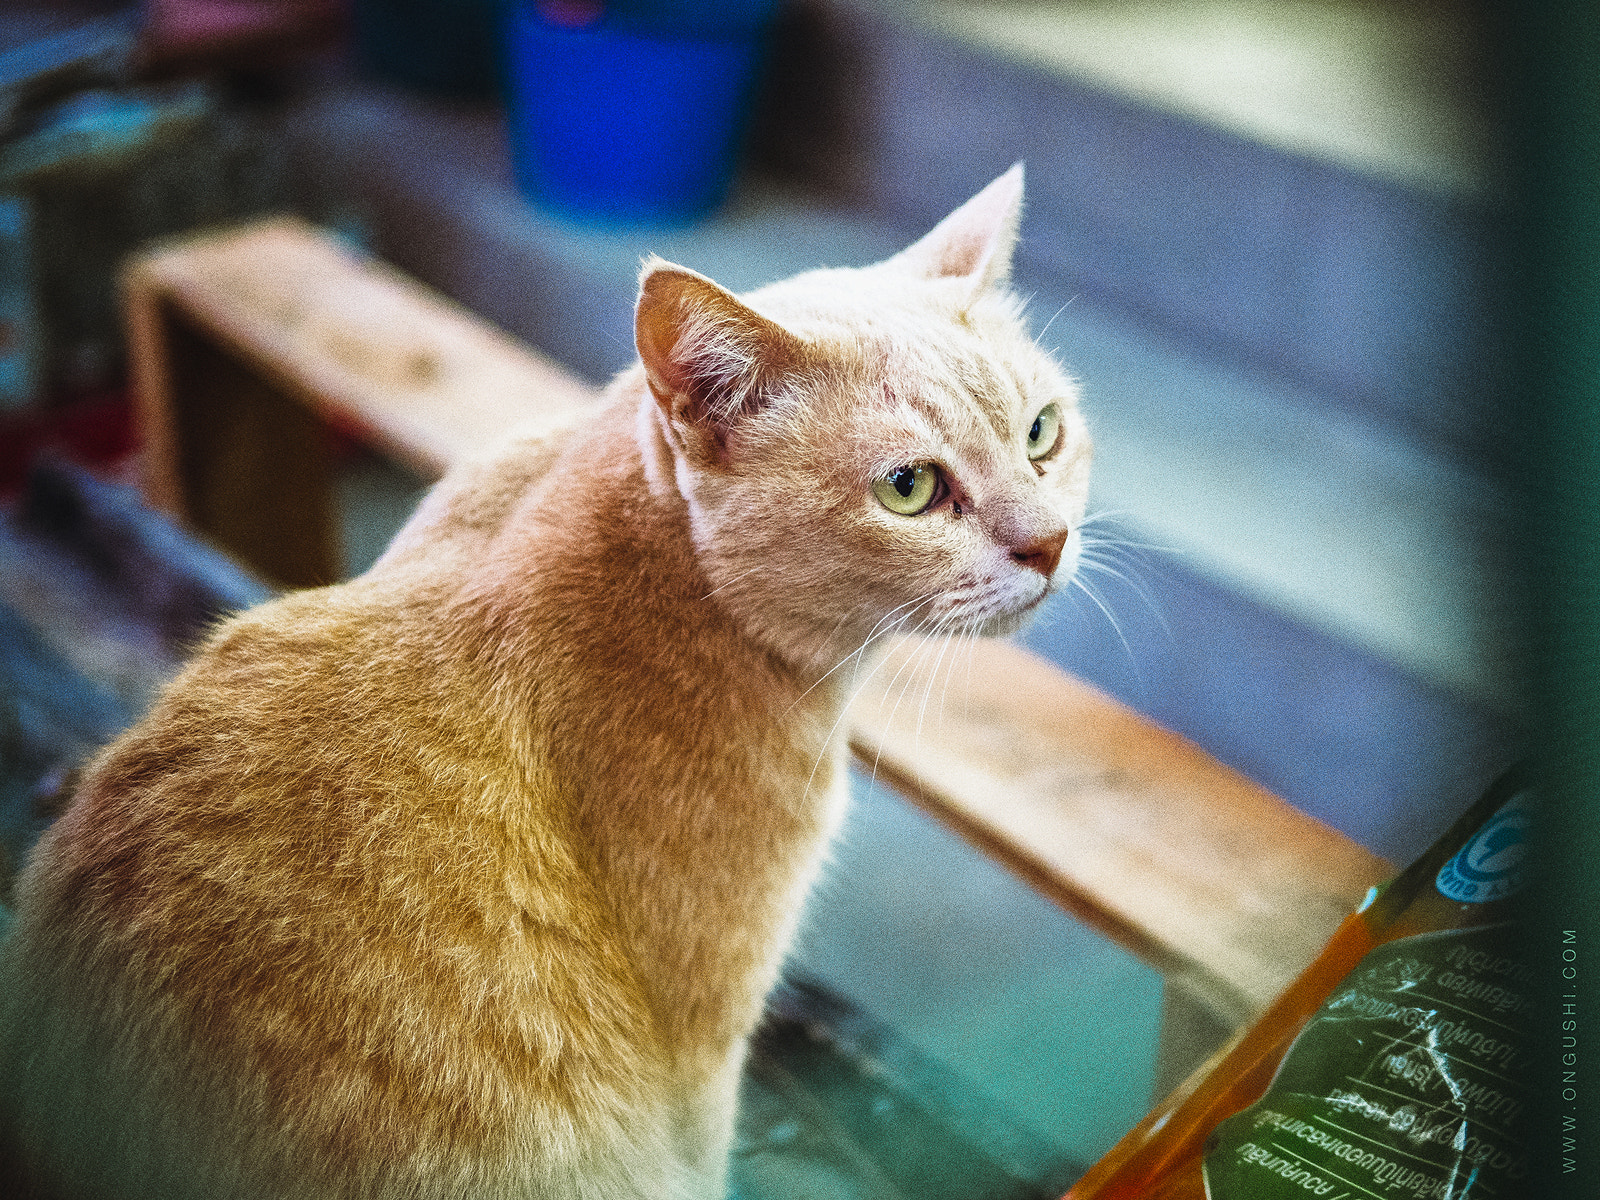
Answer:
504, 1, 777, 224
351, 0, 500, 98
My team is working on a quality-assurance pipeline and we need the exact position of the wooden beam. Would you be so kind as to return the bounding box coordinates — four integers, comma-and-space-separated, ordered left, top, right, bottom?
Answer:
847, 636, 1393, 1026
122, 216, 594, 582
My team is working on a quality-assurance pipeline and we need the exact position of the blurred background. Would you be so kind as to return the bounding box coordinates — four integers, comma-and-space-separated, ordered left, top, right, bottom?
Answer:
0, 1, 1548, 1195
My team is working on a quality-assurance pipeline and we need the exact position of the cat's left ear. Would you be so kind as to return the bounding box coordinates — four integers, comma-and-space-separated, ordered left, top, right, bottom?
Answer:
635, 257, 808, 467
891, 162, 1024, 298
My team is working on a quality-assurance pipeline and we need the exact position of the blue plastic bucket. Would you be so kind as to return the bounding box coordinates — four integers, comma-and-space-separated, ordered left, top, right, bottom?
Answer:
504, 5, 769, 224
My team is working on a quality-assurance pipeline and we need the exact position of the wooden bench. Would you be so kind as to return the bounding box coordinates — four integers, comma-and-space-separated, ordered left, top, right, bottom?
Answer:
122, 217, 1392, 1100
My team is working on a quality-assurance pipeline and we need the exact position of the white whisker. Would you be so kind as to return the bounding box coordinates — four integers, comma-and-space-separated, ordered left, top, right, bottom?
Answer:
914, 620, 958, 747
1077, 509, 1182, 557
785, 592, 940, 715
1033, 295, 1076, 346
867, 622, 953, 788
1077, 539, 1168, 635
935, 624, 974, 730
700, 567, 760, 601
1071, 572, 1146, 688
962, 625, 979, 722
798, 594, 940, 801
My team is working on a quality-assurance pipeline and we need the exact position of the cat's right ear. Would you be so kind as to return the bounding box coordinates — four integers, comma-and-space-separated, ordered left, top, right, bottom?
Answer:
635, 258, 807, 467
890, 163, 1024, 299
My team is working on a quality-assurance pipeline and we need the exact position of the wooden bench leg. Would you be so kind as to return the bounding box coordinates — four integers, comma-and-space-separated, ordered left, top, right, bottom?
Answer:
155, 303, 341, 589
123, 218, 597, 589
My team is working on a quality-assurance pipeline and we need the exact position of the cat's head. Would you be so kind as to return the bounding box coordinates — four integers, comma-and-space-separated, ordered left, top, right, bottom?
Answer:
634, 165, 1090, 673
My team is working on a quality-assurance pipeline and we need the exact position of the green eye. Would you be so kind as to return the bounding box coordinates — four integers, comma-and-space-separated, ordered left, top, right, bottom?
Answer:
872, 464, 939, 515
1027, 403, 1062, 461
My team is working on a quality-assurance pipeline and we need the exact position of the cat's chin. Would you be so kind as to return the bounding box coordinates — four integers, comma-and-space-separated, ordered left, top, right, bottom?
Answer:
971, 608, 1035, 639
962, 587, 1055, 639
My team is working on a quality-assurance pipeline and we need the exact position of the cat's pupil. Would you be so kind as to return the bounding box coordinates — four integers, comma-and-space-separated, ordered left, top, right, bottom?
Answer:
893, 468, 916, 498
1029, 416, 1042, 443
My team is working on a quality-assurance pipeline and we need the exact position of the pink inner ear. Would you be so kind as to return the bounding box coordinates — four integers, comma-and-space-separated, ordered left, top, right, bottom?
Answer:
933, 228, 1000, 280
898, 163, 1024, 290
635, 267, 704, 404
634, 262, 807, 432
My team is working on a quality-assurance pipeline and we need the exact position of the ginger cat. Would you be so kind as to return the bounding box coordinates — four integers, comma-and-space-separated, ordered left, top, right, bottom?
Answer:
0, 166, 1090, 1200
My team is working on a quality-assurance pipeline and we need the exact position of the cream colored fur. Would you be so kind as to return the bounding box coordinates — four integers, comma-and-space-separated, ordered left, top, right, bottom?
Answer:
0, 166, 1090, 1199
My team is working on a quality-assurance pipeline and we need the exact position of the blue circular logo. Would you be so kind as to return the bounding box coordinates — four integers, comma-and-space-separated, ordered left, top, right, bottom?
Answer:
1435, 790, 1532, 903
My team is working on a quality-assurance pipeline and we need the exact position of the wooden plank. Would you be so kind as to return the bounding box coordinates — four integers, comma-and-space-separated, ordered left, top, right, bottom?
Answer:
124, 216, 596, 492
847, 636, 1394, 1026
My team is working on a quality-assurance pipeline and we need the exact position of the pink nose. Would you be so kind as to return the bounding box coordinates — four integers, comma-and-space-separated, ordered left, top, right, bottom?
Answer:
1010, 529, 1069, 577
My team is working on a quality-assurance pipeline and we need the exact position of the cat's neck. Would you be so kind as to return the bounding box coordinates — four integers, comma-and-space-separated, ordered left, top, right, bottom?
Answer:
619, 370, 894, 685
446, 378, 852, 1061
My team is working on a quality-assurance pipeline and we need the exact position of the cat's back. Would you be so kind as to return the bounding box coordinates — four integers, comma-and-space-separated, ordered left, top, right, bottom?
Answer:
0, 498, 678, 1199
16, 412, 591, 943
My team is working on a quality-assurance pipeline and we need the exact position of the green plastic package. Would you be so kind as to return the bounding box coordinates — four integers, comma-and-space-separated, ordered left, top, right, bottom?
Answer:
1203, 775, 1532, 1199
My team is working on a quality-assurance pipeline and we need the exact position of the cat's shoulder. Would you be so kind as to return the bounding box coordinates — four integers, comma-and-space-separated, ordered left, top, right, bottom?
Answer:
374, 408, 591, 572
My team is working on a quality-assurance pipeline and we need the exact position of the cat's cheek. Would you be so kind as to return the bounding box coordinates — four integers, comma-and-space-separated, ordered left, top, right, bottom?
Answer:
1050, 427, 1094, 506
